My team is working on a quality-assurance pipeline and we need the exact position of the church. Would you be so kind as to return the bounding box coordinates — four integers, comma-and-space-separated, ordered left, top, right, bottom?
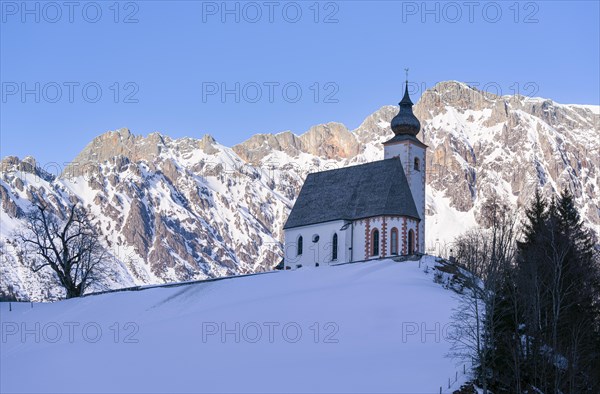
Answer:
283, 82, 426, 268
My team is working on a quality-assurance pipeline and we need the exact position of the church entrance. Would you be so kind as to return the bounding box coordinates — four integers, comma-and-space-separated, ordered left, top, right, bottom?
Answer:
408, 229, 415, 254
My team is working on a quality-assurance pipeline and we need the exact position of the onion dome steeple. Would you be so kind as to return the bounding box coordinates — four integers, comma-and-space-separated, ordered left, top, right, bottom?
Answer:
391, 73, 421, 136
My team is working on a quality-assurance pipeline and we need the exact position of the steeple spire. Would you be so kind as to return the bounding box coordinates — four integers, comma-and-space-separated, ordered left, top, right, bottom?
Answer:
391, 71, 420, 136
400, 80, 413, 106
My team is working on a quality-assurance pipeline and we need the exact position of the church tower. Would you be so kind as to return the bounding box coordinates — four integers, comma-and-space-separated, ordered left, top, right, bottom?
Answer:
383, 80, 427, 253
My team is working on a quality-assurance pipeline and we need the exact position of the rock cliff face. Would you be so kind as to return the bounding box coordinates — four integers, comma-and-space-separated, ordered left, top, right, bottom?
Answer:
232, 122, 360, 163
1, 133, 291, 300
1, 81, 598, 300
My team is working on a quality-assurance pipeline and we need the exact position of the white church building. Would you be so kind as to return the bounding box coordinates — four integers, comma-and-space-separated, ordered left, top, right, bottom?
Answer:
283, 82, 426, 268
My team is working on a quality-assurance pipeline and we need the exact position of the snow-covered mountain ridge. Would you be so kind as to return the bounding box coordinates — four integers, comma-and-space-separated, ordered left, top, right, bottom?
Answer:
1, 81, 598, 300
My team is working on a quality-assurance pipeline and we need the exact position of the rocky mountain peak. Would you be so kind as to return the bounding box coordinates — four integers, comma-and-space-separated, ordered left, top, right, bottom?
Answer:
198, 134, 219, 155
1, 155, 54, 182
233, 121, 360, 163
232, 131, 301, 163
417, 81, 495, 115
300, 122, 359, 159
62, 129, 170, 177
1, 80, 598, 301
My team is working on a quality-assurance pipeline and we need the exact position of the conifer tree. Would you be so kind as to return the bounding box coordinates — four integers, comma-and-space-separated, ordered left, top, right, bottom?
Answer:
514, 188, 600, 392
553, 189, 600, 392
516, 188, 551, 390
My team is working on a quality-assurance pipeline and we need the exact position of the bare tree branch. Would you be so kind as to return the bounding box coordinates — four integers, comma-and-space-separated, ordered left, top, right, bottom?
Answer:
14, 201, 107, 299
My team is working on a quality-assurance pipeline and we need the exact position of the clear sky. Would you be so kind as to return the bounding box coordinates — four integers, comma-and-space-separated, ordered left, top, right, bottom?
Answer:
1, 0, 599, 166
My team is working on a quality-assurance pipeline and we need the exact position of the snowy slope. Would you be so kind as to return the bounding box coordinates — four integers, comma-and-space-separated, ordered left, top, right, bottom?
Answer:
0, 256, 469, 393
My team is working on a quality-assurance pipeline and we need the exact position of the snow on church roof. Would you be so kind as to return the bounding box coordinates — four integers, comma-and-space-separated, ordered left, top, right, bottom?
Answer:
283, 157, 420, 229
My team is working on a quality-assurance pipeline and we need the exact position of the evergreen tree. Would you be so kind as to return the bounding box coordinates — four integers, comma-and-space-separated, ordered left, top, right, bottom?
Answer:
553, 189, 600, 392
516, 188, 552, 391
454, 188, 600, 392
519, 188, 549, 247
488, 268, 524, 393
556, 188, 596, 264
514, 188, 600, 392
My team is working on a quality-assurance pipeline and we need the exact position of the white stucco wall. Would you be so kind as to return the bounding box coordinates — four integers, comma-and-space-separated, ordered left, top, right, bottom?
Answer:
283, 220, 350, 268
384, 141, 426, 253
383, 142, 408, 161
284, 216, 421, 269
352, 216, 420, 260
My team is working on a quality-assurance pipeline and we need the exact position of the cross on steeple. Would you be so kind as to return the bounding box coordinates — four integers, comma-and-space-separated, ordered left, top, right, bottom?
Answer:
404, 68, 409, 83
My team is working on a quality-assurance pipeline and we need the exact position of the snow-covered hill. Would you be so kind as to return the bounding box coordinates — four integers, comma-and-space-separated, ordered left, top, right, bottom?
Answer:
0, 256, 470, 394
1, 81, 598, 300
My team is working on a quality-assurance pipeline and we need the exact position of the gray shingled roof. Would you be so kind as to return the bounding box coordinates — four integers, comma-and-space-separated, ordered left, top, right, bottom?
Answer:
283, 158, 420, 229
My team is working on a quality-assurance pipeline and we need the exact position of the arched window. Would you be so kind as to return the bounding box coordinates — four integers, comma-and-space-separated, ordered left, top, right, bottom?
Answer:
297, 236, 303, 256
408, 230, 415, 254
390, 228, 399, 255
372, 229, 380, 256
332, 233, 338, 261
414, 157, 420, 171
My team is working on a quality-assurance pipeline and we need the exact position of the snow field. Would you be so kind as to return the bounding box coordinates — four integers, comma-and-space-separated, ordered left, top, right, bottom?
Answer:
1, 256, 469, 393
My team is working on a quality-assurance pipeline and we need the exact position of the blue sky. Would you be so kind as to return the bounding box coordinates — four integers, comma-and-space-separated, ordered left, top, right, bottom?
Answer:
1, 0, 599, 166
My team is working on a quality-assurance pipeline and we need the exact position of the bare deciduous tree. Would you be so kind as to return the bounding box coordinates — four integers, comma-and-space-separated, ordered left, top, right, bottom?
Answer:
448, 195, 519, 393
15, 202, 106, 298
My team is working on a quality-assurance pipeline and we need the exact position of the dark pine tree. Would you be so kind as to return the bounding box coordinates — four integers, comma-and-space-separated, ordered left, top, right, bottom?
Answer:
488, 267, 524, 393
553, 189, 600, 392
515, 188, 551, 391
513, 188, 600, 393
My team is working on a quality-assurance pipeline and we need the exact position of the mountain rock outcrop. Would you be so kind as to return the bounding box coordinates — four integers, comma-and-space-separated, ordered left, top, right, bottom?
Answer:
1, 81, 598, 300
